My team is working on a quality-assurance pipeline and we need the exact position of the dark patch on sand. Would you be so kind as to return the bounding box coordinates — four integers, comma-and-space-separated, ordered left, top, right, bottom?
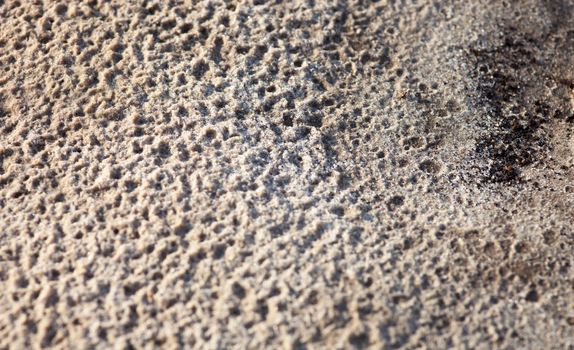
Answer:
468, 21, 573, 183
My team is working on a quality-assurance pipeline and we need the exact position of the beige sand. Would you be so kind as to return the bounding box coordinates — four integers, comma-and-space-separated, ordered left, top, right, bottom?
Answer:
0, 0, 573, 349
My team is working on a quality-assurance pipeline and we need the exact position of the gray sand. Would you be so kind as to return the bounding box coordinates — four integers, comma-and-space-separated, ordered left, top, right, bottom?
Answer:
0, 0, 573, 348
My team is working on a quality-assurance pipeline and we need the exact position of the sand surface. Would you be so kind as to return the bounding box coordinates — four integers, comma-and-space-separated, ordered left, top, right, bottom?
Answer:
1, 0, 573, 349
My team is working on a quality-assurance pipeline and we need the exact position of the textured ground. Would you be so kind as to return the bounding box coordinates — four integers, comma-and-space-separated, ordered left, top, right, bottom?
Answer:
1, 0, 573, 349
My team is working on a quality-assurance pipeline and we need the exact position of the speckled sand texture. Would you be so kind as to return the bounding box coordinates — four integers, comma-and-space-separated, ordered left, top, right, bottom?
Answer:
1, 0, 573, 349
